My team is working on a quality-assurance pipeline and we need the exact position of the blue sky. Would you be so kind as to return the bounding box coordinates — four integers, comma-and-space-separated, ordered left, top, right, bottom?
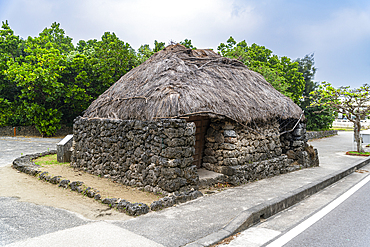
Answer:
1, 0, 369, 88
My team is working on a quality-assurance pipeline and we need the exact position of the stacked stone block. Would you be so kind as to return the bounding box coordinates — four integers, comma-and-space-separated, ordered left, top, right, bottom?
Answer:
71, 117, 198, 193
202, 120, 284, 173
197, 119, 318, 186
280, 122, 319, 168
72, 116, 319, 193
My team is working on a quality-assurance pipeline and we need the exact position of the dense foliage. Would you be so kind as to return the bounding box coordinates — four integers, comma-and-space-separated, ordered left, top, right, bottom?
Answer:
0, 22, 329, 136
218, 37, 304, 104
294, 53, 334, 131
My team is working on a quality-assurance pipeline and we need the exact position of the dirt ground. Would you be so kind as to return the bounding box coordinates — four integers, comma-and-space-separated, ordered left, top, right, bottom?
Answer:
0, 155, 162, 221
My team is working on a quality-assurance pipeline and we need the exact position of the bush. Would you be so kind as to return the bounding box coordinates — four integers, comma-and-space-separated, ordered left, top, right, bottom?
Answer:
305, 106, 334, 131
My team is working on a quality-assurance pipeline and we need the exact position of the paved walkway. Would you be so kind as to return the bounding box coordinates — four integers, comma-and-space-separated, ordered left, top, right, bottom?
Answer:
1, 131, 369, 247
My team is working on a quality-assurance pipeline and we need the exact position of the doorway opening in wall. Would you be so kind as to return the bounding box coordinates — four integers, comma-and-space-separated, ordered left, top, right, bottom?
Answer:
186, 116, 210, 169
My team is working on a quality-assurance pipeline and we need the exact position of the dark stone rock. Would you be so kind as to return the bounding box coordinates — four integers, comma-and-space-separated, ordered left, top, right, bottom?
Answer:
183, 165, 199, 184
161, 147, 183, 159
203, 156, 217, 164
204, 148, 215, 156
224, 137, 237, 144
94, 194, 101, 200
59, 179, 70, 189
214, 132, 224, 143
117, 200, 129, 212
126, 203, 150, 216
102, 198, 119, 206
221, 166, 236, 176
70, 181, 84, 191
293, 128, 303, 136
161, 167, 181, 179
190, 190, 203, 199
286, 150, 296, 159
159, 177, 187, 192
39, 172, 49, 181
223, 158, 238, 166
150, 200, 163, 211
84, 187, 96, 198
50, 176, 62, 184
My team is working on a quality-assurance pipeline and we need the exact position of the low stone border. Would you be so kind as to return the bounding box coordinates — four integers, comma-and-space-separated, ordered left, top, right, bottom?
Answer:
307, 130, 338, 140
12, 151, 203, 216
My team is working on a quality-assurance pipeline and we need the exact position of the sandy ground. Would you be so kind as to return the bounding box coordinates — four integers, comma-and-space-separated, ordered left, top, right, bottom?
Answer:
0, 155, 161, 221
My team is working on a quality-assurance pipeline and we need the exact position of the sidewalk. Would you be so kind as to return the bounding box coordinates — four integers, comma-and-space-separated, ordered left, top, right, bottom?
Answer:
112, 131, 369, 247
3, 131, 369, 247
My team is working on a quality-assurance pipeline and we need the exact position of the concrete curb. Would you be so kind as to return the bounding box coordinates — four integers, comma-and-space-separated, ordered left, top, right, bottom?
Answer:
186, 157, 370, 247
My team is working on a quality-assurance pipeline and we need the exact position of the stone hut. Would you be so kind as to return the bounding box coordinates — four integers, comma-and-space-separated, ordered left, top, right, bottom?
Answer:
71, 44, 318, 193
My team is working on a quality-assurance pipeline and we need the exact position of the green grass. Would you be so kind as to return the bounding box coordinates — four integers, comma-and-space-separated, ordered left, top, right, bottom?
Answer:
346, 151, 370, 156
34, 154, 69, 167
330, 127, 369, 131
331, 127, 353, 131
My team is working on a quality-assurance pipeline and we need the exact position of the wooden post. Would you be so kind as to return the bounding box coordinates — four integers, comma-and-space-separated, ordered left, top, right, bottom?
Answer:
13, 127, 16, 137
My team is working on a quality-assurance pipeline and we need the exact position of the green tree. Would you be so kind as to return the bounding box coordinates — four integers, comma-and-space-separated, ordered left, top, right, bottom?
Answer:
4, 33, 67, 136
136, 40, 166, 65
136, 44, 153, 64
295, 53, 334, 131
180, 39, 197, 49
295, 53, 317, 108
153, 40, 165, 52
0, 21, 29, 126
76, 32, 137, 99
0, 21, 23, 102
37, 22, 74, 54
310, 82, 370, 152
3, 23, 90, 136
217, 37, 305, 103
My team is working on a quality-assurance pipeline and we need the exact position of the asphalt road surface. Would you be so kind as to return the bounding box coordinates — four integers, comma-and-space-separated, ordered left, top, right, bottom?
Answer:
0, 136, 61, 167
221, 163, 370, 247
281, 174, 370, 247
0, 136, 91, 246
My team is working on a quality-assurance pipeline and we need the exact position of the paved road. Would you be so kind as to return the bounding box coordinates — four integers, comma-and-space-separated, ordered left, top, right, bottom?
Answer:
0, 132, 368, 246
219, 164, 370, 247
0, 137, 61, 167
0, 136, 165, 247
0, 198, 88, 246
0, 136, 90, 246
220, 131, 370, 247
283, 173, 370, 247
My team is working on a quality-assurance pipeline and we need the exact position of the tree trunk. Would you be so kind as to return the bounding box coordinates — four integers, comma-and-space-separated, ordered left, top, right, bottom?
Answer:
354, 119, 363, 153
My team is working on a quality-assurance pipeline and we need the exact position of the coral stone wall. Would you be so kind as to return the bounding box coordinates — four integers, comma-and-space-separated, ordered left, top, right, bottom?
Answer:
72, 117, 319, 193
71, 117, 198, 193
306, 130, 338, 140
198, 119, 319, 186
202, 120, 283, 173
280, 122, 319, 168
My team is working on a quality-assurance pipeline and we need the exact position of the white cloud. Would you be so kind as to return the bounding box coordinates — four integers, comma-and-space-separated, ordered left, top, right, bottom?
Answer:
301, 6, 370, 51
1, 0, 370, 87
67, 0, 261, 48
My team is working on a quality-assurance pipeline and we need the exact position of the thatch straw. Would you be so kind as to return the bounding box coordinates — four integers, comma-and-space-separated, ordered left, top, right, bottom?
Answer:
83, 44, 303, 123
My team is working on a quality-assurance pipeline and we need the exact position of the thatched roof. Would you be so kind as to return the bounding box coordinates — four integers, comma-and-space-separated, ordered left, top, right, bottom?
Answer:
83, 44, 303, 123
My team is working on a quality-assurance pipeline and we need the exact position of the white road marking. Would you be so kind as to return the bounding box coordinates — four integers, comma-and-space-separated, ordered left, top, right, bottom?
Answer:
4, 221, 164, 247
219, 227, 281, 247
266, 173, 370, 247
